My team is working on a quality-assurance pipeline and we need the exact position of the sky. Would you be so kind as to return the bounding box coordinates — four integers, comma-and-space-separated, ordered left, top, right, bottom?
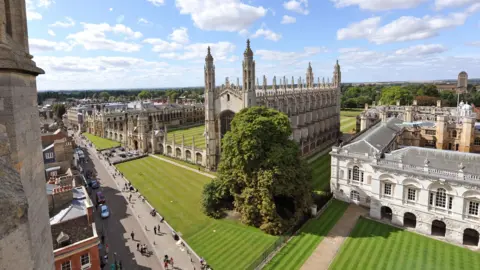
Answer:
26, 0, 480, 91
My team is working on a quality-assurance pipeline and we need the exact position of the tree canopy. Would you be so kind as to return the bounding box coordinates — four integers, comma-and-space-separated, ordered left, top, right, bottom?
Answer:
52, 104, 66, 119
380, 86, 414, 105
202, 106, 313, 235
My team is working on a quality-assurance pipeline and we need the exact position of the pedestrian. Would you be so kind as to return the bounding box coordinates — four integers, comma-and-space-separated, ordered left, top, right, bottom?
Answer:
129, 194, 132, 202
145, 225, 147, 231
124, 183, 127, 191
157, 224, 161, 233
170, 257, 174, 268
154, 226, 157, 235
137, 243, 140, 251
101, 234, 105, 244
131, 231, 135, 241
164, 261, 169, 269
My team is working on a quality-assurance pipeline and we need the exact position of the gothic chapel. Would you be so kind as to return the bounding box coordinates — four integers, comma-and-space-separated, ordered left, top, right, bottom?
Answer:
204, 40, 342, 170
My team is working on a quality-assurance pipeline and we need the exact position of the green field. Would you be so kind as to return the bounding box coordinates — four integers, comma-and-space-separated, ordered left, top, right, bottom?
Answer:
154, 154, 217, 176
310, 154, 331, 192
167, 125, 206, 149
264, 200, 348, 270
340, 109, 362, 134
330, 218, 480, 270
116, 157, 278, 270
83, 133, 120, 150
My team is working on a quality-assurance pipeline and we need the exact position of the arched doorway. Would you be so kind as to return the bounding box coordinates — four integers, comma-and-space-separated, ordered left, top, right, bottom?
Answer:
431, 220, 446, 237
167, 146, 172, 155
185, 150, 192, 161
220, 110, 235, 139
147, 142, 152, 152
196, 153, 203, 165
158, 144, 164, 154
175, 148, 181, 158
463, 228, 479, 246
381, 206, 393, 221
133, 140, 139, 150
403, 212, 417, 228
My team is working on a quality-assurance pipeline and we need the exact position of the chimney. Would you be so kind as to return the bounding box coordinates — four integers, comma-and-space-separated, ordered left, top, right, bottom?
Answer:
49, 184, 73, 215
437, 100, 442, 107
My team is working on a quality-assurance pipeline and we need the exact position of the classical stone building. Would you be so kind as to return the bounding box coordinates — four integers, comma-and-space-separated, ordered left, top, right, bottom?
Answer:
0, 0, 55, 268
358, 101, 480, 153
204, 40, 341, 169
457, 71, 468, 92
85, 101, 204, 152
331, 105, 480, 248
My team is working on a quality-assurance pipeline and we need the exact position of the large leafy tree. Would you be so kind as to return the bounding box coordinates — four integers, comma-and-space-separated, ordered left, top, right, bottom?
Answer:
52, 104, 66, 119
203, 106, 313, 235
380, 86, 413, 105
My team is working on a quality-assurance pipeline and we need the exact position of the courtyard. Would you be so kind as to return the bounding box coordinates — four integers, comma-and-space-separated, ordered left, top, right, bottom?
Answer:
264, 200, 348, 270
116, 157, 277, 270
167, 125, 206, 149
83, 132, 120, 150
340, 109, 362, 134
329, 217, 480, 270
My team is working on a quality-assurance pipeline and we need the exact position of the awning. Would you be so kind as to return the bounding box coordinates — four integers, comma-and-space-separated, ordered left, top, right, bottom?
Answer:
45, 166, 61, 173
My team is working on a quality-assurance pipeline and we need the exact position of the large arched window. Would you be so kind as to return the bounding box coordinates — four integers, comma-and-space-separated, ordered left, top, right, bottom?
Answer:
436, 188, 447, 208
350, 190, 360, 201
352, 166, 359, 181
452, 130, 457, 138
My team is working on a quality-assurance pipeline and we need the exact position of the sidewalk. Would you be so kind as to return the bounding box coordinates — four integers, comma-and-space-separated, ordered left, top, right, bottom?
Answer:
149, 154, 216, 179
81, 138, 202, 270
300, 204, 367, 270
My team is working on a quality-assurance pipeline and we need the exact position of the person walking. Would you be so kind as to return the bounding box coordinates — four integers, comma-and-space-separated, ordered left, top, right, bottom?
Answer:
130, 231, 135, 241
170, 257, 174, 269
157, 224, 161, 233
129, 194, 132, 202
154, 226, 157, 235
137, 243, 140, 251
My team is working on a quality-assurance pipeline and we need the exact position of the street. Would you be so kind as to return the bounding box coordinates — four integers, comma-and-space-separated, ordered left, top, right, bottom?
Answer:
76, 138, 163, 270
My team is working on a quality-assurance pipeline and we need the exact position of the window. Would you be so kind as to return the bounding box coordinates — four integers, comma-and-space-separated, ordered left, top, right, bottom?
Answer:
350, 190, 360, 201
80, 253, 90, 267
384, 183, 392, 196
426, 130, 436, 135
435, 188, 446, 208
475, 137, 480, 146
469, 201, 479, 216
61, 261, 71, 270
352, 166, 359, 181
448, 196, 453, 210
452, 130, 457, 138
348, 169, 352, 180
407, 188, 416, 201
45, 152, 54, 159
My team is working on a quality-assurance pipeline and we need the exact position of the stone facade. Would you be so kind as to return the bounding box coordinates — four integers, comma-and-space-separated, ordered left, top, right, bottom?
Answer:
0, 0, 55, 269
204, 40, 341, 170
331, 115, 480, 248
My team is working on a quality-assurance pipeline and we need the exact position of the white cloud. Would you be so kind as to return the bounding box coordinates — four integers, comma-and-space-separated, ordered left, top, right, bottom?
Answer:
117, 15, 125, 24
37, 0, 55, 8
337, 4, 479, 44
29, 38, 74, 53
67, 23, 143, 52
283, 0, 309, 15
466, 41, 480, 46
256, 47, 328, 63
251, 26, 282, 41
47, 29, 56, 36
50, 17, 75, 28
147, 0, 165, 6
435, 0, 478, 10
138, 18, 151, 25
175, 0, 267, 32
331, 0, 426, 11
281, 15, 296, 24
169, 27, 190, 44
158, 42, 236, 61
239, 29, 250, 37
26, 0, 42, 20
143, 39, 184, 52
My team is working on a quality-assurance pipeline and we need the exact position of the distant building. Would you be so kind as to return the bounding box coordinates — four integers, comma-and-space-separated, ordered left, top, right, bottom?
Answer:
42, 130, 75, 179
47, 185, 101, 270
458, 71, 468, 92
67, 105, 95, 132
43, 98, 58, 106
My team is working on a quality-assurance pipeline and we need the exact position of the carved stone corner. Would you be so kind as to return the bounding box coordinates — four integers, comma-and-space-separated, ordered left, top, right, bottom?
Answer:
0, 43, 44, 75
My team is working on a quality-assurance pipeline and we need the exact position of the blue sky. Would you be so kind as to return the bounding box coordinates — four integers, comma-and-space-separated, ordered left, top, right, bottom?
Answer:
26, 0, 480, 90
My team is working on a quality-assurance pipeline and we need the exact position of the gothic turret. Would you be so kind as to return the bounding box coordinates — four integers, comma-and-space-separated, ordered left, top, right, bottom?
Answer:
306, 62, 314, 88
204, 46, 217, 169
333, 59, 341, 88
242, 39, 256, 107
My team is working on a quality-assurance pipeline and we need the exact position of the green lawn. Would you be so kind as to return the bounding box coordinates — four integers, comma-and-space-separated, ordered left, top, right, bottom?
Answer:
116, 157, 277, 270
154, 154, 217, 176
340, 109, 362, 134
330, 218, 480, 270
167, 125, 206, 149
264, 200, 349, 270
310, 154, 331, 193
83, 133, 120, 150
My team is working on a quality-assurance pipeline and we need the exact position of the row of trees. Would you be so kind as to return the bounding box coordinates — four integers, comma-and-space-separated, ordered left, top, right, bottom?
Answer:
342, 83, 480, 108
38, 88, 205, 105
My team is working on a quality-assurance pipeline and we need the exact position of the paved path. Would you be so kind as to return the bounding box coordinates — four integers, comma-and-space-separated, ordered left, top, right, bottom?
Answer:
300, 204, 368, 270
149, 154, 216, 179
78, 136, 202, 270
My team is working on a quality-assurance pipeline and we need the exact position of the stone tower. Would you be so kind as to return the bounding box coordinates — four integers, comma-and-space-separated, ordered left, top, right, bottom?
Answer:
333, 60, 341, 88
242, 39, 256, 108
0, 0, 55, 269
204, 47, 217, 170
457, 71, 468, 92
306, 62, 314, 88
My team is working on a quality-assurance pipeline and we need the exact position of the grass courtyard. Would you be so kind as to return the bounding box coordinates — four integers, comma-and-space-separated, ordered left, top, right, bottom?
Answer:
116, 157, 278, 270
82, 132, 120, 150
310, 154, 331, 193
340, 109, 363, 134
167, 125, 206, 149
264, 200, 348, 270
330, 218, 480, 270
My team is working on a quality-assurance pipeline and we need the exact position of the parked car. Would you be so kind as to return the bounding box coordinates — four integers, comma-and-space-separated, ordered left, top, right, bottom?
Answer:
111, 149, 116, 153
100, 204, 110, 218
119, 147, 125, 151
90, 179, 100, 189
119, 153, 126, 158
127, 152, 133, 157
96, 191, 106, 205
